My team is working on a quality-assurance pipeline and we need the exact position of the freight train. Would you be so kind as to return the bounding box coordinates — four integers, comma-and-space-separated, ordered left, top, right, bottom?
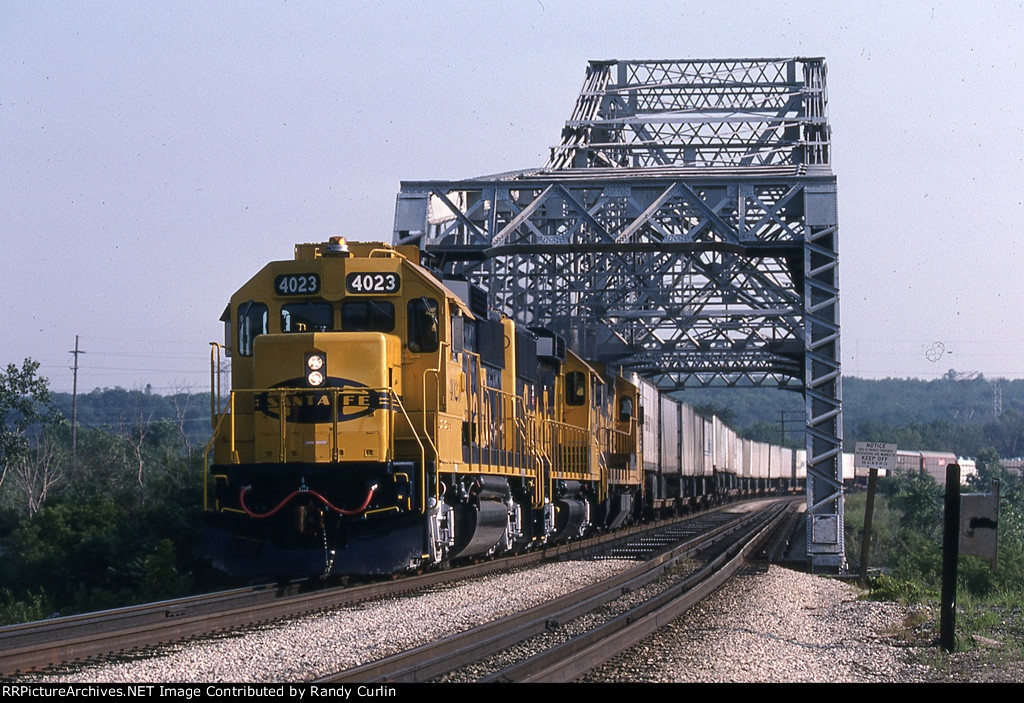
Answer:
203, 238, 807, 578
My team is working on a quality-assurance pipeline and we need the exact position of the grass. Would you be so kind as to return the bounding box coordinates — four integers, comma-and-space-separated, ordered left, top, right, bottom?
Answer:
0, 587, 50, 626
957, 591, 1024, 651
876, 592, 1024, 681
883, 607, 933, 645
844, 481, 1024, 679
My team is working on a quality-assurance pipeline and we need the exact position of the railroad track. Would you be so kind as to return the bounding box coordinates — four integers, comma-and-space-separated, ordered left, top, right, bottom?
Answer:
1, 500, 783, 678
316, 498, 795, 683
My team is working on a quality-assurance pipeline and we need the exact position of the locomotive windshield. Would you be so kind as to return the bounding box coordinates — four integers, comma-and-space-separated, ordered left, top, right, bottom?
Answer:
341, 300, 396, 332
407, 297, 439, 353
281, 301, 333, 333
566, 371, 586, 406
237, 301, 268, 356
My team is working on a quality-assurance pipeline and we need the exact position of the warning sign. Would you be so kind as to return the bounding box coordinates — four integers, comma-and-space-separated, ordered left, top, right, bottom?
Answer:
855, 442, 897, 471
961, 492, 999, 567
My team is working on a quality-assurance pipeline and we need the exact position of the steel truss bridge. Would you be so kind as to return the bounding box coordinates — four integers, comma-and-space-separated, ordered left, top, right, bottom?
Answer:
392, 58, 844, 571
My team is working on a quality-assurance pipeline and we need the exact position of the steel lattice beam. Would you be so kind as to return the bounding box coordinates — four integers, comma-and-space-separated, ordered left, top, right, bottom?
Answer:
392, 58, 843, 571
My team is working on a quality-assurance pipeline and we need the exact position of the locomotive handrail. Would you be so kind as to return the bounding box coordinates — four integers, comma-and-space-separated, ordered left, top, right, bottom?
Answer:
229, 391, 237, 461
545, 417, 596, 480
512, 394, 547, 509
466, 350, 486, 477
278, 389, 286, 463
602, 423, 636, 458
384, 387, 429, 514
202, 410, 230, 513
462, 349, 486, 476
538, 387, 554, 508
203, 342, 233, 513
420, 342, 447, 507
368, 247, 405, 259
460, 349, 547, 506
209, 342, 224, 428
216, 385, 432, 515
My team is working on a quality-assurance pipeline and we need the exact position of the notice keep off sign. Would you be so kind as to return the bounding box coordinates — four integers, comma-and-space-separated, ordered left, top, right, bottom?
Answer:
854, 442, 897, 471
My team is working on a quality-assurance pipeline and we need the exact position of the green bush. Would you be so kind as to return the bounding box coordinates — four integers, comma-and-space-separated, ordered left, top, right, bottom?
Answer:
0, 587, 51, 626
865, 573, 935, 603
140, 539, 192, 602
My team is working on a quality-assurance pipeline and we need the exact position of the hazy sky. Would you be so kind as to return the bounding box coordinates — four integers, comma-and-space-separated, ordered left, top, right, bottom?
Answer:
3, 1, 1023, 394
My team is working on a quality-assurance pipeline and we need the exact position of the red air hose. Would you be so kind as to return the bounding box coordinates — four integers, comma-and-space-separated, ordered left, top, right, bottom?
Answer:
239, 484, 377, 518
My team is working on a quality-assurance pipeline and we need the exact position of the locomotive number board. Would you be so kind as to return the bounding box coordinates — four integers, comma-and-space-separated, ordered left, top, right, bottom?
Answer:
274, 273, 321, 296
346, 272, 401, 294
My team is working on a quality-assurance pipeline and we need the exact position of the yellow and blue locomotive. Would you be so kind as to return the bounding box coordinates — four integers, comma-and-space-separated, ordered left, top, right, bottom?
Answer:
204, 238, 642, 576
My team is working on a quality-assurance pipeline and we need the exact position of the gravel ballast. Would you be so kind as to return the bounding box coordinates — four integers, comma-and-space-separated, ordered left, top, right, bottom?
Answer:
21, 560, 636, 683
18, 560, 1023, 683
585, 564, 1024, 683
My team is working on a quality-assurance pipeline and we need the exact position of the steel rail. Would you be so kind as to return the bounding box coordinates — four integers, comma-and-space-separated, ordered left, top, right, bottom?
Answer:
0, 502, 751, 677
315, 499, 790, 683
485, 501, 791, 682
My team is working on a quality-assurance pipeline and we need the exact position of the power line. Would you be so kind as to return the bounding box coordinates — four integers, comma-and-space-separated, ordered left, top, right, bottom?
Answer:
64, 366, 211, 374
83, 351, 208, 361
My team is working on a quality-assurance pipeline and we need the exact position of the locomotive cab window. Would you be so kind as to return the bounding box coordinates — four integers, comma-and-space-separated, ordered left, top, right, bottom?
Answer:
220, 304, 232, 357
237, 301, 268, 357
407, 297, 439, 353
565, 371, 586, 406
342, 300, 395, 332
619, 396, 634, 422
281, 301, 333, 333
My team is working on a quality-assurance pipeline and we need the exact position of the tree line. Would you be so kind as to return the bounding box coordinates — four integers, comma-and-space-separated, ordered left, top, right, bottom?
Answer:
0, 360, 232, 624
684, 372, 1024, 459
3, 358, 1023, 625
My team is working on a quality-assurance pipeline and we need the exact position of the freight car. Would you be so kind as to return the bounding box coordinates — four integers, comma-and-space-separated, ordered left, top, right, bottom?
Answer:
203, 239, 802, 578
891, 450, 977, 484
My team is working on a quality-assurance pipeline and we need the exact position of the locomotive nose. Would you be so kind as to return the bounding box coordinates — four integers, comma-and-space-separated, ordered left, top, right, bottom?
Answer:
252, 331, 402, 463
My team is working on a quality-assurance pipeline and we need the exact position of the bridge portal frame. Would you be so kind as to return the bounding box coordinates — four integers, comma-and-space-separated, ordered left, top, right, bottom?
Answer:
392, 58, 844, 571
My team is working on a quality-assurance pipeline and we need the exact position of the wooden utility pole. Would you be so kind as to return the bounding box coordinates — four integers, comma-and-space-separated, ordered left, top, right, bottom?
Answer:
854, 442, 897, 585
940, 463, 962, 652
69, 335, 85, 456
859, 468, 879, 587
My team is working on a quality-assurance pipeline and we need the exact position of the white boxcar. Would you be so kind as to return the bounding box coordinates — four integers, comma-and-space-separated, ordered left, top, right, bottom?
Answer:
794, 449, 807, 480
702, 416, 715, 477
767, 444, 779, 480
957, 457, 978, 484
636, 375, 661, 479
750, 441, 771, 480
659, 395, 681, 479
740, 438, 754, 479
780, 447, 794, 481
732, 432, 744, 477
712, 417, 733, 474
921, 451, 957, 483
842, 452, 855, 482
680, 402, 705, 476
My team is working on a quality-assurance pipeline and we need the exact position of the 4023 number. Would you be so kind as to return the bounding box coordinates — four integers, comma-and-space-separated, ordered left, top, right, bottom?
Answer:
346, 272, 400, 294
274, 273, 321, 296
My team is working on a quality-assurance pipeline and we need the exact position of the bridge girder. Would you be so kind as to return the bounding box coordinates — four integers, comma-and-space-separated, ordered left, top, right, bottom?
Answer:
393, 58, 843, 572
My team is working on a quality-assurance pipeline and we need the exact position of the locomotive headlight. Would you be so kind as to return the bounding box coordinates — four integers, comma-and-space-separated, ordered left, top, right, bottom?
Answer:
305, 352, 326, 386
